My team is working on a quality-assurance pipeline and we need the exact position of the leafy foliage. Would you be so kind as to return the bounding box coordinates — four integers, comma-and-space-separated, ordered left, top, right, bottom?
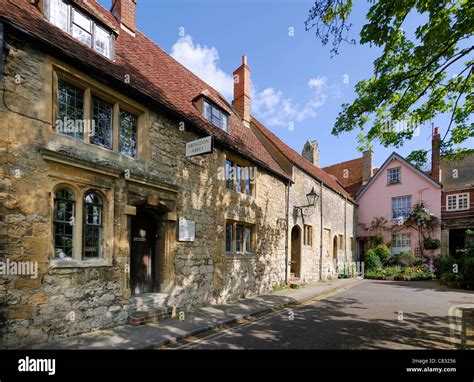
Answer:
404, 203, 440, 256
365, 248, 382, 270
374, 244, 392, 265
306, 0, 473, 163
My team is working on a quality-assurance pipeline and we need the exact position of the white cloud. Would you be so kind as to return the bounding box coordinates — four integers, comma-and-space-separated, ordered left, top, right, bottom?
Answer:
251, 76, 328, 127
170, 35, 329, 128
170, 35, 233, 99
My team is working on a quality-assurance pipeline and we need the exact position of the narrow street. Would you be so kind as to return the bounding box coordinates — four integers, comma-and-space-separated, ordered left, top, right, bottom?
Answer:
175, 280, 474, 350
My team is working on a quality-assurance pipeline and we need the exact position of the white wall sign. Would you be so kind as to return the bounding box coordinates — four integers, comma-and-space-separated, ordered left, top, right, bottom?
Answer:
178, 217, 195, 242
185, 136, 213, 157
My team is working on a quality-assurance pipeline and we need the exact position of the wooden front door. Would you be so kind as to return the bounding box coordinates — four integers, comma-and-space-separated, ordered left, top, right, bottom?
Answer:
131, 211, 157, 295
290, 226, 301, 278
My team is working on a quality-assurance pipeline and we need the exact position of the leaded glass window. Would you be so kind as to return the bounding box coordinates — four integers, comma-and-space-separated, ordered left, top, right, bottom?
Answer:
54, 188, 75, 258
91, 97, 113, 149
119, 110, 137, 158
57, 80, 84, 140
83, 192, 102, 259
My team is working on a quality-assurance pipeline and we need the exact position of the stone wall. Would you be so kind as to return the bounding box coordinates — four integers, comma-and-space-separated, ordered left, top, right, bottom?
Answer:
288, 166, 357, 282
0, 34, 287, 348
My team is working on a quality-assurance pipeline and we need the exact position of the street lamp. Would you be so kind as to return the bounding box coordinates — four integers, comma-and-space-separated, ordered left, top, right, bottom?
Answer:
306, 187, 318, 207
294, 187, 320, 216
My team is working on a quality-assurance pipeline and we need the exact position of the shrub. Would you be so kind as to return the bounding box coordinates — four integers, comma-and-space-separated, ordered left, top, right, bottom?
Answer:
383, 266, 401, 277
387, 252, 416, 267
365, 249, 382, 271
434, 254, 456, 278
459, 257, 474, 289
374, 244, 392, 265
372, 235, 384, 246
365, 268, 384, 279
440, 271, 462, 287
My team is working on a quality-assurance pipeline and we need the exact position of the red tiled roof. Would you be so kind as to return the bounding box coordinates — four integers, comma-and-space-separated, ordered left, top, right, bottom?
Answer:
0, 0, 289, 180
251, 118, 354, 201
323, 157, 363, 198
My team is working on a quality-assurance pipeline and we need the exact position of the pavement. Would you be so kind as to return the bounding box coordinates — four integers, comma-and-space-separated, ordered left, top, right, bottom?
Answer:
36, 277, 363, 350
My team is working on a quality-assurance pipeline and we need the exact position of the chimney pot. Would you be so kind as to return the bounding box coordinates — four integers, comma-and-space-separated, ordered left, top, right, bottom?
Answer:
233, 55, 251, 127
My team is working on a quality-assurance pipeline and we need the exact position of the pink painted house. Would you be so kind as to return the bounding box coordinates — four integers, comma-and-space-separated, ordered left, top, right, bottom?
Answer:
356, 152, 442, 257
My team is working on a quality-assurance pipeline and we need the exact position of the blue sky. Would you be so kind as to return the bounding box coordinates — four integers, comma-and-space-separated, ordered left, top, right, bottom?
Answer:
97, 0, 464, 168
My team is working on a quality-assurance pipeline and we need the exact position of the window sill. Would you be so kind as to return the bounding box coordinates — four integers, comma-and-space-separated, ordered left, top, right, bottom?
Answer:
50, 258, 112, 269
225, 252, 256, 259
387, 182, 401, 186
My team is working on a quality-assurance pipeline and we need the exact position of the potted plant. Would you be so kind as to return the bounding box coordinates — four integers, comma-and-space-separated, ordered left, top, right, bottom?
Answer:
423, 237, 440, 250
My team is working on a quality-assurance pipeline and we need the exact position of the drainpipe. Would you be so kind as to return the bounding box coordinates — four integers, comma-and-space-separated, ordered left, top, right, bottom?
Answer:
284, 179, 290, 284
344, 197, 347, 263
319, 181, 324, 280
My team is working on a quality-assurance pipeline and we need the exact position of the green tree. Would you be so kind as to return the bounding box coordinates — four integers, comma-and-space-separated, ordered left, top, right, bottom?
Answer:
305, 0, 473, 163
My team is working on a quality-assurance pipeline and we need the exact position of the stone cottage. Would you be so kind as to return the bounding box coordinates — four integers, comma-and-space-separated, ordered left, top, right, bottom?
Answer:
252, 124, 357, 281
0, 0, 357, 348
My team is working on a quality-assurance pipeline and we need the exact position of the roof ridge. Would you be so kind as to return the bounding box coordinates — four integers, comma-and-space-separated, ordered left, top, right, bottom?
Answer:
322, 156, 363, 169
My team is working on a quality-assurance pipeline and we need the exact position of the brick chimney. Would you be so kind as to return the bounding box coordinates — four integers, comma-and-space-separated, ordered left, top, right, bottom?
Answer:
362, 150, 373, 185
112, 0, 137, 34
233, 55, 251, 127
431, 127, 441, 181
302, 140, 320, 167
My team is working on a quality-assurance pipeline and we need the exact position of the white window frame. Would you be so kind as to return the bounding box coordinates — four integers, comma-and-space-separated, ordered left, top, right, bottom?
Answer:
45, 0, 114, 60
392, 233, 411, 255
392, 195, 412, 221
202, 99, 229, 132
387, 167, 401, 185
446, 193, 470, 211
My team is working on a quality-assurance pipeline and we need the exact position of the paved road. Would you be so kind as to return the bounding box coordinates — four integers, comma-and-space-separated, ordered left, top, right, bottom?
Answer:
176, 280, 474, 349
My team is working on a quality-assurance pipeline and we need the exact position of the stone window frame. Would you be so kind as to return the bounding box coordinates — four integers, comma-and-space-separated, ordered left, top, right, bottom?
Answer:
52, 68, 146, 160
50, 181, 114, 268
303, 225, 313, 247
225, 220, 255, 257
446, 193, 470, 212
224, 153, 257, 198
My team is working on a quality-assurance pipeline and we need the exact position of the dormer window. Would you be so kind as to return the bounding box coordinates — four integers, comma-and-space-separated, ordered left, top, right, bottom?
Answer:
46, 0, 114, 60
203, 99, 228, 132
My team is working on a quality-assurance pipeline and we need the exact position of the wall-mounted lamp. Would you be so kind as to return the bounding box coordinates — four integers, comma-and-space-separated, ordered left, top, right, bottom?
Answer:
294, 187, 319, 216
